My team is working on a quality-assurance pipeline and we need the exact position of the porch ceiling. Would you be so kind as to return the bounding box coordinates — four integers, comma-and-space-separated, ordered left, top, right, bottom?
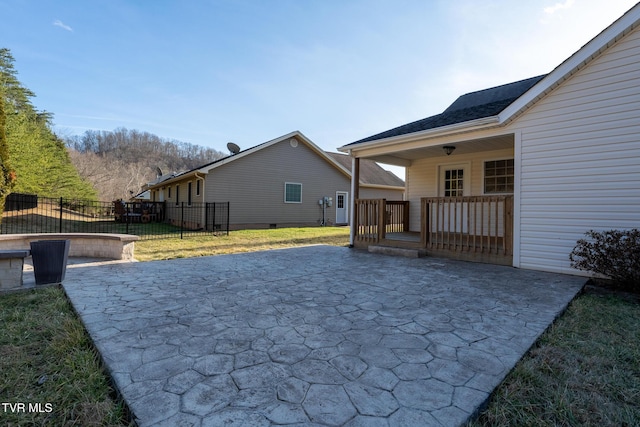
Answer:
360, 134, 514, 166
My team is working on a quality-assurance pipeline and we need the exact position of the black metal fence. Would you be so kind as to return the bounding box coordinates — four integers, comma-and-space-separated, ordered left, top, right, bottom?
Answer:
1, 193, 229, 240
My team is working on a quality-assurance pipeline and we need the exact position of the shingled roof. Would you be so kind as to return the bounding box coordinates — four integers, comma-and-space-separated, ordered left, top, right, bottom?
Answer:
325, 152, 405, 187
348, 75, 546, 145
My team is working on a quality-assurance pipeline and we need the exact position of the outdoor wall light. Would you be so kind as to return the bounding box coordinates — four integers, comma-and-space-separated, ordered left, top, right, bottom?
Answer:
443, 146, 456, 155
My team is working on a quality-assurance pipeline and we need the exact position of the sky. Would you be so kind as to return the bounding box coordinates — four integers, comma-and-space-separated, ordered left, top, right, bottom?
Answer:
1, 0, 638, 179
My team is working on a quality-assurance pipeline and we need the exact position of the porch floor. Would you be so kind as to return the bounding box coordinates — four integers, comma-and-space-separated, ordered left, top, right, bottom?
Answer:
385, 231, 421, 242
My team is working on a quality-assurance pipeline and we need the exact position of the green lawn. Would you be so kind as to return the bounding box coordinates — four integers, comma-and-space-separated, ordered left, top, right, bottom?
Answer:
0, 287, 132, 426
1, 227, 638, 426
134, 226, 351, 260
470, 287, 640, 426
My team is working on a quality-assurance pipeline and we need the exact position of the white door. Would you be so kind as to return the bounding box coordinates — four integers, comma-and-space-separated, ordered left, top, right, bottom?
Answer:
335, 191, 348, 225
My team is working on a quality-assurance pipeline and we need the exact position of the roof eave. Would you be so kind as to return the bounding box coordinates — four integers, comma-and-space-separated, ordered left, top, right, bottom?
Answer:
361, 183, 405, 191
147, 130, 355, 190
338, 115, 500, 154
146, 171, 199, 189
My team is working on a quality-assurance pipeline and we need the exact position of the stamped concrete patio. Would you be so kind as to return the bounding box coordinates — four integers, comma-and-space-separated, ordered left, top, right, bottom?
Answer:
56, 245, 584, 426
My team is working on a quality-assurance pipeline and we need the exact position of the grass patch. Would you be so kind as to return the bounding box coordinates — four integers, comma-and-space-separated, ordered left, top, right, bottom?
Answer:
470, 289, 640, 426
134, 226, 351, 261
0, 287, 131, 426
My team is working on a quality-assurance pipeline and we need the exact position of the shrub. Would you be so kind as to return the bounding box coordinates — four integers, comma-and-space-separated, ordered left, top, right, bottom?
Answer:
570, 229, 640, 291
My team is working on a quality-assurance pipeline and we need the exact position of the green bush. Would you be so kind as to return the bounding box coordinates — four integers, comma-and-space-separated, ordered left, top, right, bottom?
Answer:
570, 229, 640, 291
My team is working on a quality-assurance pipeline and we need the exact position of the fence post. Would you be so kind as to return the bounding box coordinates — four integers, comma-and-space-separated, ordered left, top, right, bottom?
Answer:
205, 202, 210, 232
226, 202, 230, 235
59, 197, 63, 232
377, 199, 386, 241
181, 202, 184, 239
212, 202, 216, 233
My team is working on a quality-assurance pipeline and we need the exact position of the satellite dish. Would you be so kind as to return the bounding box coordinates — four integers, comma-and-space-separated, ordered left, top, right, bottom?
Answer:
155, 166, 163, 178
227, 142, 241, 155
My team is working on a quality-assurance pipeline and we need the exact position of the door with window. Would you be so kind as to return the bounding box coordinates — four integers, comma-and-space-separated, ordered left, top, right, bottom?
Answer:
438, 164, 469, 233
440, 166, 467, 197
335, 191, 348, 225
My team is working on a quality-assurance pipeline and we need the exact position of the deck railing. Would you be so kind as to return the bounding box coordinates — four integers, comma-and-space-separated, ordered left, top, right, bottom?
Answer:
355, 199, 409, 243
421, 196, 513, 255
385, 201, 410, 234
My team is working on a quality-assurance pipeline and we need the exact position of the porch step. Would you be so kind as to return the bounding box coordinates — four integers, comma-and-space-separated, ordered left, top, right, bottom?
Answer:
368, 245, 427, 258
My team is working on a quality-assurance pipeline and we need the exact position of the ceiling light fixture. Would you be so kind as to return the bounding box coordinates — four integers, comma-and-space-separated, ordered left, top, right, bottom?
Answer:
443, 146, 456, 156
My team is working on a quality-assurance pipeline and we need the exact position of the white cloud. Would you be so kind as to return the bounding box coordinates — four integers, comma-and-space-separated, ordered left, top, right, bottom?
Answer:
544, 0, 575, 14
53, 20, 73, 32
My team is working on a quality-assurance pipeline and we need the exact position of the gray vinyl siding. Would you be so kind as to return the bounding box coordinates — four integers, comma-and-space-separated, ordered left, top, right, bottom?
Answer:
205, 140, 351, 227
515, 26, 640, 274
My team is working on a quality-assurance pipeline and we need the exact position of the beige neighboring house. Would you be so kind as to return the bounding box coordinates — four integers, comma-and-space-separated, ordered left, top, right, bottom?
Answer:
340, 4, 640, 275
145, 131, 404, 230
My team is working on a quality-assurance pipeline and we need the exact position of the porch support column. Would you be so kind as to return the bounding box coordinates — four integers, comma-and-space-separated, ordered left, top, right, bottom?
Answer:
349, 156, 360, 247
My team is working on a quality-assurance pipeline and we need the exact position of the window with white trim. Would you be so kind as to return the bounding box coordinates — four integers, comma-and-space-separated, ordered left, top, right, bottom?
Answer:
444, 169, 464, 197
484, 159, 514, 194
284, 182, 302, 203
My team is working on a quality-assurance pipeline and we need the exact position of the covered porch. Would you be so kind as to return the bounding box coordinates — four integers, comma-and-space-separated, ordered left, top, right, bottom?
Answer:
354, 196, 513, 265
345, 132, 516, 266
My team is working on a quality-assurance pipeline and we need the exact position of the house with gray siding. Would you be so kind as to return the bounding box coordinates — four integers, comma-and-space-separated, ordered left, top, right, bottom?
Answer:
146, 131, 404, 230
339, 4, 640, 276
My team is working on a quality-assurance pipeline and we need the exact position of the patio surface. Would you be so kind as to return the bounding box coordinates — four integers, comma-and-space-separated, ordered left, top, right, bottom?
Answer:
49, 245, 584, 426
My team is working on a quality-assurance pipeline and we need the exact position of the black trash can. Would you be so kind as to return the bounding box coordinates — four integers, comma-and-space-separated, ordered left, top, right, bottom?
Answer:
30, 240, 71, 285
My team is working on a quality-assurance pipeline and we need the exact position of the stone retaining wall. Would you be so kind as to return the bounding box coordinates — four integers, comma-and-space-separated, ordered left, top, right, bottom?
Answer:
0, 233, 139, 261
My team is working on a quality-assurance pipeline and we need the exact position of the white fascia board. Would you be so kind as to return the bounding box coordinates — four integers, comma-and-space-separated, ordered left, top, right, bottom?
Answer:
361, 183, 406, 191
500, 4, 640, 121
337, 116, 500, 156
147, 171, 198, 189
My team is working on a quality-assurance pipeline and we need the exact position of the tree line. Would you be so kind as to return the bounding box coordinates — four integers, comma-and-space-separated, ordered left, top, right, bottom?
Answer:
65, 128, 225, 201
1, 47, 96, 217
1, 46, 226, 209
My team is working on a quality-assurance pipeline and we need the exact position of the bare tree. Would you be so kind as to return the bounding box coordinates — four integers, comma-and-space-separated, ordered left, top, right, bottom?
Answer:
65, 128, 226, 201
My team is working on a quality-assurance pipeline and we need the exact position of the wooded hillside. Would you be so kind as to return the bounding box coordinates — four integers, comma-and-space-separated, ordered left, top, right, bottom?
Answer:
1, 47, 226, 204
1, 48, 97, 202
66, 128, 226, 201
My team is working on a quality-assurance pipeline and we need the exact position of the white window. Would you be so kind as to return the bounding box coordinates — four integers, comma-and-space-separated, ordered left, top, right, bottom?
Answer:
484, 159, 514, 194
443, 169, 464, 197
284, 182, 302, 203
